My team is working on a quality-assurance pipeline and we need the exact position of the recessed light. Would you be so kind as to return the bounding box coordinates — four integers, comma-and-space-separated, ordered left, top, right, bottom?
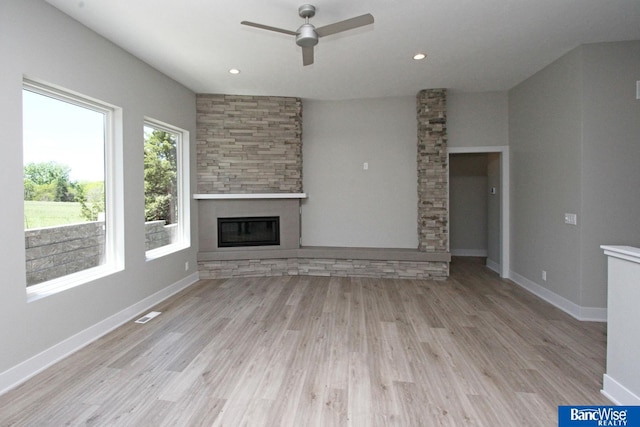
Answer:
413, 53, 427, 60
229, 68, 240, 74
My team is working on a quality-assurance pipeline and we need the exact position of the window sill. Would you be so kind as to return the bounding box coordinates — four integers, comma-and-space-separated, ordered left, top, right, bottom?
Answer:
27, 264, 123, 303
145, 242, 190, 261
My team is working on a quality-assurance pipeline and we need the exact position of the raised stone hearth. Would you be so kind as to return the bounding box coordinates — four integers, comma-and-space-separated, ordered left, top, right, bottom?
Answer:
198, 246, 450, 280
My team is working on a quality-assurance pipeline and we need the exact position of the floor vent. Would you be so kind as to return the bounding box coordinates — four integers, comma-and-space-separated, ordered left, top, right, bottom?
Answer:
134, 311, 161, 324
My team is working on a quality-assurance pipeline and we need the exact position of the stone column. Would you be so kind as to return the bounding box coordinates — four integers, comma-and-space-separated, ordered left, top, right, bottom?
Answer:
416, 89, 448, 260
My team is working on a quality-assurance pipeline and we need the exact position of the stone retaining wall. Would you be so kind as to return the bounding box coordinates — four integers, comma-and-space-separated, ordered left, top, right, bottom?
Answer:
26, 221, 175, 286
25, 222, 105, 286
145, 220, 177, 251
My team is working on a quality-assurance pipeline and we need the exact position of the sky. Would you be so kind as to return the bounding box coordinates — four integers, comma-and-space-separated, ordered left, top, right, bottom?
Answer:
22, 89, 105, 182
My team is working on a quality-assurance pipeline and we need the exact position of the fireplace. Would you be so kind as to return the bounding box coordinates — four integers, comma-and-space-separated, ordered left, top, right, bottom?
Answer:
198, 198, 300, 252
217, 216, 280, 248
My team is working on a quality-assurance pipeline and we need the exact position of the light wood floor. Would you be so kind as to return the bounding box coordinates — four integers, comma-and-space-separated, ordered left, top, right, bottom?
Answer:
0, 257, 609, 426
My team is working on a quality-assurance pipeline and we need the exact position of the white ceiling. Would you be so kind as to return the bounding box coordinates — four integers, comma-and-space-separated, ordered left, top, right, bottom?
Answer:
45, 0, 640, 100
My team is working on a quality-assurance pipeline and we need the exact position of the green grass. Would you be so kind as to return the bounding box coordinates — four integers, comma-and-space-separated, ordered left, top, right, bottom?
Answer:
24, 201, 86, 229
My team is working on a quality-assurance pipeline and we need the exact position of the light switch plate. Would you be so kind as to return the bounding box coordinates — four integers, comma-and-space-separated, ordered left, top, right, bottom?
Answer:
564, 213, 577, 225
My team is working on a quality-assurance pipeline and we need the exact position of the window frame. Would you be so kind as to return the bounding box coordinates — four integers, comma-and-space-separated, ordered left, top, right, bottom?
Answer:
23, 78, 124, 301
143, 118, 190, 260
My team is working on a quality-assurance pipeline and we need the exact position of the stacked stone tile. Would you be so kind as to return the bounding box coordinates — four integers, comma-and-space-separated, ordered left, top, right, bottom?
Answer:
196, 94, 303, 194
198, 258, 449, 280
416, 89, 448, 263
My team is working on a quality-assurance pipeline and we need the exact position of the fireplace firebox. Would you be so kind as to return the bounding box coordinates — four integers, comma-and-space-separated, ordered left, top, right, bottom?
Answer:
217, 216, 280, 248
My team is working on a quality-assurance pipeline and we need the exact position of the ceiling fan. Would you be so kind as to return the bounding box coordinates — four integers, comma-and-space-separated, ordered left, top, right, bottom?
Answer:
241, 4, 374, 66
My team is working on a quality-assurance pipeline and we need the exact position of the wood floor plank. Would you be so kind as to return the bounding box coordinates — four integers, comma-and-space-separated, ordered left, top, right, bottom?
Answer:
253, 330, 301, 401
0, 257, 609, 426
157, 337, 227, 402
322, 387, 349, 426
346, 278, 368, 354
263, 365, 307, 427
347, 351, 373, 427
327, 277, 350, 391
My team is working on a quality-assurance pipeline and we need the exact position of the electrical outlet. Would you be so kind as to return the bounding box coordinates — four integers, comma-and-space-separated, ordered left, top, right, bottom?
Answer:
542, 270, 547, 281
363, 162, 369, 170
185, 261, 189, 271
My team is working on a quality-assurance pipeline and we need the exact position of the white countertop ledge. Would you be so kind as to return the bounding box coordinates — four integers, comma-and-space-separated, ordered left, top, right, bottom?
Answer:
194, 193, 307, 200
601, 245, 640, 264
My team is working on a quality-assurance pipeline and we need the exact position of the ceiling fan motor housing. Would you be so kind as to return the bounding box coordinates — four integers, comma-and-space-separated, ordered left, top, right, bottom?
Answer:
296, 23, 318, 47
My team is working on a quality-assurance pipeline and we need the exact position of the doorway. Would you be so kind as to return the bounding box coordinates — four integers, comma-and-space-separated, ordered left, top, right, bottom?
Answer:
448, 146, 510, 278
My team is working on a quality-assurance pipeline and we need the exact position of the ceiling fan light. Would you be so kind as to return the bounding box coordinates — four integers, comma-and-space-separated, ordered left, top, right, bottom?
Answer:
413, 53, 427, 60
296, 23, 318, 47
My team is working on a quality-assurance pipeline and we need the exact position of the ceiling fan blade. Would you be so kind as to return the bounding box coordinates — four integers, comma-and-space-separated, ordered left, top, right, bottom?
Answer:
302, 46, 314, 66
240, 21, 297, 36
316, 13, 374, 37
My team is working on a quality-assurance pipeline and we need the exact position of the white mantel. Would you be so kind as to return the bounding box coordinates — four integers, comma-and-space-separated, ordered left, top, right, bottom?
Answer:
194, 193, 307, 200
601, 245, 640, 405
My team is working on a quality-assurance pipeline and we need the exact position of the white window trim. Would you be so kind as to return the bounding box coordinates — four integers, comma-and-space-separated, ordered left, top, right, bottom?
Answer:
24, 78, 124, 301
144, 118, 191, 260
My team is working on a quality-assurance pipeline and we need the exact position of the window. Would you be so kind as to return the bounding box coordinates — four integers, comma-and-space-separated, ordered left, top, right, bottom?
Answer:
23, 79, 123, 298
144, 120, 190, 258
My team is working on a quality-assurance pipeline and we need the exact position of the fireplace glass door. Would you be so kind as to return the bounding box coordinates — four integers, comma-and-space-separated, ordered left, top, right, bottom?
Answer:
217, 216, 280, 247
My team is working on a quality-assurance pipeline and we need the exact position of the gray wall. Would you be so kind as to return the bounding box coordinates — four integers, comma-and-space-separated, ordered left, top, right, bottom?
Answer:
509, 47, 583, 304
301, 97, 418, 248
448, 91, 509, 147
579, 41, 640, 307
509, 40, 640, 309
0, 0, 197, 374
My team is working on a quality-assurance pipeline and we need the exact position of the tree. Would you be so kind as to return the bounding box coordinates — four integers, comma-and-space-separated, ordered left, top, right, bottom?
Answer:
23, 178, 36, 200
77, 181, 105, 221
24, 161, 70, 186
144, 129, 177, 224
23, 161, 76, 202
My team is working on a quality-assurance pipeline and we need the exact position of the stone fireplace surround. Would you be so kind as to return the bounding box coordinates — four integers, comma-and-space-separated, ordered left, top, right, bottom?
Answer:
196, 92, 450, 280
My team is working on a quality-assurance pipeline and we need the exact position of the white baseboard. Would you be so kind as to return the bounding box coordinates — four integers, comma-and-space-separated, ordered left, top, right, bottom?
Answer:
602, 374, 640, 405
451, 249, 488, 257
508, 271, 607, 322
0, 272, 200, 396
485, 258, 501, 275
